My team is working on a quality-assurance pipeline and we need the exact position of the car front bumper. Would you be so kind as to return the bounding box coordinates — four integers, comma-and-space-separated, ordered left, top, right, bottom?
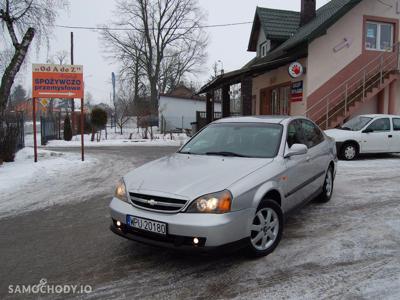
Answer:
109, 197, 255, 248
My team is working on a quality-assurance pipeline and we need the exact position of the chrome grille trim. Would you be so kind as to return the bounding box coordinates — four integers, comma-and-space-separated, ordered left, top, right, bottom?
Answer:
128, 192, 188, 212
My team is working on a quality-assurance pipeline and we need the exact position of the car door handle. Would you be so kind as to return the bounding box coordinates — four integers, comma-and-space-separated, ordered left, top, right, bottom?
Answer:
388, 135, 393, 138
306, 156, 311, 162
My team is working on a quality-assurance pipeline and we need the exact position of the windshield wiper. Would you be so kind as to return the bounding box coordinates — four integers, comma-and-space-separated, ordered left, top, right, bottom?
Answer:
340, 126, 352, 131
205, 151, 247, 157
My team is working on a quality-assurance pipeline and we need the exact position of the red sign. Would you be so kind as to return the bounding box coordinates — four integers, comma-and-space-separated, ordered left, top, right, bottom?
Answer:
291, 81, 303, 102
288, 62, 304, 78
32, 64, 84, 99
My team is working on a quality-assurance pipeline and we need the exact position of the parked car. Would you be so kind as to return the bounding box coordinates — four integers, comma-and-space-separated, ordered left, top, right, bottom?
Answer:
325, 114, 400, 160
110, 116, 337, 257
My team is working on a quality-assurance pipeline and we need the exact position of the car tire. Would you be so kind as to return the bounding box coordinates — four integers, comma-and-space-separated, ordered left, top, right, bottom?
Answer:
316, 166, 334, 203
246, 199, 283, 257
340, 142, 358, 160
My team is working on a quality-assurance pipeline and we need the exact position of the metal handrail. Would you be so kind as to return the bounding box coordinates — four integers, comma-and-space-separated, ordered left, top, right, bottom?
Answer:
305, 42, 400, 117
310, 53, 399, 120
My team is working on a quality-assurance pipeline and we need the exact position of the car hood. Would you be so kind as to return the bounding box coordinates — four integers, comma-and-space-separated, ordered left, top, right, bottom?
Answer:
325, 129, 358, 142
124, 153, 273, 200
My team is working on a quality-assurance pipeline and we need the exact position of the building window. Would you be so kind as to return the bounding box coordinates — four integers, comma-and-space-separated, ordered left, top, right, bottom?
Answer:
259, 40, 271, 57
365, 21, 394, 51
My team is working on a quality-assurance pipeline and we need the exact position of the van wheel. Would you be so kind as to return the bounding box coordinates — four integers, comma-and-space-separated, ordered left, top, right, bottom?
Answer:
247, 200, 283, 257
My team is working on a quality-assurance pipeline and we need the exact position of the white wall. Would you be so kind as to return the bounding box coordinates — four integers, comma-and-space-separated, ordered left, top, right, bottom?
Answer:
256, 30, 267, 57
159, 96, 221, 131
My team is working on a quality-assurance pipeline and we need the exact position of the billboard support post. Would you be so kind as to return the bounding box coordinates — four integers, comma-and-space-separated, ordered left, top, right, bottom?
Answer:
81, 97, 84, 162
32, 98, 38, 163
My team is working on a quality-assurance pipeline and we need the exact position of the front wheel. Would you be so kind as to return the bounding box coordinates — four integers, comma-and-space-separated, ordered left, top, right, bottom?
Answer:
340, 143, 358, 160
246, 200, 283, 257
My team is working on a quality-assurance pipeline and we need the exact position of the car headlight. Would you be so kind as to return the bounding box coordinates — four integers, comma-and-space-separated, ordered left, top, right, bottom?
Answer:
114, 179, 128, 202
187, 190, 232, 214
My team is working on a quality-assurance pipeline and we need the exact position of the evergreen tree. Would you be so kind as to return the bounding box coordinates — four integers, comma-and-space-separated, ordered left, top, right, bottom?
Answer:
63, 115, 72, 141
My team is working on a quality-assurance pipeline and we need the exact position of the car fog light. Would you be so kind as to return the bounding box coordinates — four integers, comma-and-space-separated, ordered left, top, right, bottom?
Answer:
116, 221, 121, 227
193, 237, 199, 245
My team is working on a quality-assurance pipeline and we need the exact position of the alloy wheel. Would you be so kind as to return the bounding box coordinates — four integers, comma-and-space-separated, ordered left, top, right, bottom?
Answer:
325, 170, 333, 197
250, 208, 279, 251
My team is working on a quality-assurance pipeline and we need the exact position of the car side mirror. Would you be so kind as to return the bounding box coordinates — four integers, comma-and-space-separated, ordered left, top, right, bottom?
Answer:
284, 144, 308, 158
362, 128, 373, 133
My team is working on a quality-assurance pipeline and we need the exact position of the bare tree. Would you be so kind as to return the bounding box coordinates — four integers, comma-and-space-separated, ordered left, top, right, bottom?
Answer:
53, 50, 69, 65
102, 0, 207, 112
115, 88, 133, 135
0, 0, 68, 111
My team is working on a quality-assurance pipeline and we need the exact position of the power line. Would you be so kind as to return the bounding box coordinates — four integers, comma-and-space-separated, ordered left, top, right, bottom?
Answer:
54, 21, 253, 31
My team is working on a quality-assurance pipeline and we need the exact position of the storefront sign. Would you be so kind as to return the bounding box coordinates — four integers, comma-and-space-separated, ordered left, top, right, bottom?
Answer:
291, 81, 303, 102
288, 62, 304, 78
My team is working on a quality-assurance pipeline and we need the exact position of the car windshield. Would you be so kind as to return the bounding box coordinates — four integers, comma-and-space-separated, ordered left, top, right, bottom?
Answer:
179, 123, 283, 158
341, 116, 372, 131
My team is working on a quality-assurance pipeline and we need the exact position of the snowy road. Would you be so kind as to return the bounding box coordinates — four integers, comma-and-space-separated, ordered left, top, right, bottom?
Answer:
0, 147, 399, 299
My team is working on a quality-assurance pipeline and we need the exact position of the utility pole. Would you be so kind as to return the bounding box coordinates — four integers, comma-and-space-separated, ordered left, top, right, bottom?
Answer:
70, 32, 75, 134
112, 72, 116, 133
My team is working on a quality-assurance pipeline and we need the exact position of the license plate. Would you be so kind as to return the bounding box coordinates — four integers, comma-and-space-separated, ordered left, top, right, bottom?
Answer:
127, 215, 167, 235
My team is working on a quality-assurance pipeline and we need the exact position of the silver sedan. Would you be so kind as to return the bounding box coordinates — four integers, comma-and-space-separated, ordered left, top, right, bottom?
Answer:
110, 116, 337, 257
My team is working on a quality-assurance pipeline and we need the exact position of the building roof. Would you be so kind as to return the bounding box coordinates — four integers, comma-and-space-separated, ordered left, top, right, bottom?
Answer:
248, 7, 300, 51
161, 85, 205, 101
200, 0, 363, 94
276, 0, 362, 53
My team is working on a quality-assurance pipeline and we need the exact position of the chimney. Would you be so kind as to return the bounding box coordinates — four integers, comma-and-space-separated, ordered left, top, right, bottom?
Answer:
300, 0, 316, 26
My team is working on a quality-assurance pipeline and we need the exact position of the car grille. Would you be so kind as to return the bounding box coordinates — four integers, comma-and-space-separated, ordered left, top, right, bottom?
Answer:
129, 192, 188, 212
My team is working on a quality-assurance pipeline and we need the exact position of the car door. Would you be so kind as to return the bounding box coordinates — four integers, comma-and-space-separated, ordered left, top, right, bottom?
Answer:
360, 118, 391, 153
300, 119, 328, 194
390, 117, 400, 152
283, 120, 315, 211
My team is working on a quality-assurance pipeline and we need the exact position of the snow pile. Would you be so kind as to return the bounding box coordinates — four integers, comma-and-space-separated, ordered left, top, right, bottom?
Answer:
0, 147, 96, 218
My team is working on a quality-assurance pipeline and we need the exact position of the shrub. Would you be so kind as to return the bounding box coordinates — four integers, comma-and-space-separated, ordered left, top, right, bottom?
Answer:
90, 107, 108, 142
63, 115, 72, 141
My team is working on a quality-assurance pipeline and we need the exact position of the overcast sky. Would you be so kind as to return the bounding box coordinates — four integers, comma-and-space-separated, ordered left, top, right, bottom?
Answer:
20, 0, 330, 104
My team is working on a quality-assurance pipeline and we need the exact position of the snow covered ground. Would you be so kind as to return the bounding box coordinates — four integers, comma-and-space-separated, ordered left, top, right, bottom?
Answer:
45, 132, 187, 147
0, 146, 399, 299
24, 127, 188, 148
0, 147, 97, 218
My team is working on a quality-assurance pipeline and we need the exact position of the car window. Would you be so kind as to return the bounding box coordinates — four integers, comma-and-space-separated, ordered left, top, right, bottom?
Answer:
301, 120, 324, 148
341, 116, 372, 131
366, 118, 391, 132
393, 118, 400, 131
287, 120, 303, 148
180, 123, 283, 158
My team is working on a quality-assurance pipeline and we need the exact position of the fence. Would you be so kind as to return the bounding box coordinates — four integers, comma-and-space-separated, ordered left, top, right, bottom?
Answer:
194, 111, 242, 132
40, 115, 60, 146
0, 111, 25, 162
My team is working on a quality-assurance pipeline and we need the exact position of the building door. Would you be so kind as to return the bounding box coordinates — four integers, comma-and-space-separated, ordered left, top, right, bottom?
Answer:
260, 85, 290, 115
260, 89, 270, 115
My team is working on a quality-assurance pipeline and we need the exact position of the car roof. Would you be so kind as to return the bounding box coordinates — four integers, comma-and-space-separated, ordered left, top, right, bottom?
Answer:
213, 115, 299, 124
359, 114, 400, 118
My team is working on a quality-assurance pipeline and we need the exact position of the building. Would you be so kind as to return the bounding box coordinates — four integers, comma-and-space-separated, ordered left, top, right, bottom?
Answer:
159, 85, 221, 131
199, 0, 400, 129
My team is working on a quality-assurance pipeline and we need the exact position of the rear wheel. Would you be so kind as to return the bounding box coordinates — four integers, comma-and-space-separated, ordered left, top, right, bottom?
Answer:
340, 143, 358, 160
316, 166, 334, 203
247, 200, 283, 257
